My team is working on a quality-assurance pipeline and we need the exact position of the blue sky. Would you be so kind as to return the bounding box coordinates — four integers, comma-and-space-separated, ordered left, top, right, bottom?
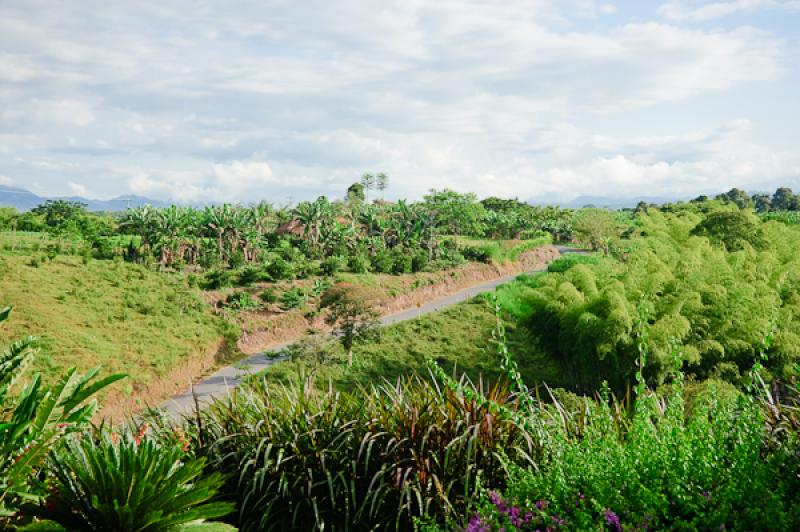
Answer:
0, 0, 798, 203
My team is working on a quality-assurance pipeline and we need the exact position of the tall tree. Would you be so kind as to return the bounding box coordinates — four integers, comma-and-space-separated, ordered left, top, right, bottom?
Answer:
360, 173, 376, 202
573, 208, 621, 255
716, 188, 752, 209
321, 285, 379, 366
772, 187, 798, 211
347, 182, 365, 203
376, 172, 389, 199
752, 193, 772, 213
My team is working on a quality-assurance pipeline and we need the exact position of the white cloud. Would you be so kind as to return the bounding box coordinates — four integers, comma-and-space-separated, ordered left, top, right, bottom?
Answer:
0, 0, 796, 202
212, 161, 274, 188
0, 175, 14, 186
67, 181, 88, 196
658, 0, 800, 21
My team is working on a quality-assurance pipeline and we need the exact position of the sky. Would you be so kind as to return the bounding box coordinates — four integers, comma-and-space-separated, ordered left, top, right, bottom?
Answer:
0, 0, 798, 204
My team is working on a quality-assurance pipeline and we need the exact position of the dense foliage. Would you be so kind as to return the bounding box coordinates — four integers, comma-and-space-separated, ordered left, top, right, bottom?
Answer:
0, 306, 123, 523
469, 381, 800, 531
1, 187, 575, 280
41, 430, 233, 531
182, 376, 532, 531
517, 206, 800, 392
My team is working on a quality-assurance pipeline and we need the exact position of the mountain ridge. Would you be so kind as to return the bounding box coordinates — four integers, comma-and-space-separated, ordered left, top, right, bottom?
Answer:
0, 185, 170, 212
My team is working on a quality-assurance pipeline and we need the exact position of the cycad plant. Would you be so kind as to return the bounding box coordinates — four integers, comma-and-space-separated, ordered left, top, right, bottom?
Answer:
0, 305, 125, 520
41, 430, 234, 531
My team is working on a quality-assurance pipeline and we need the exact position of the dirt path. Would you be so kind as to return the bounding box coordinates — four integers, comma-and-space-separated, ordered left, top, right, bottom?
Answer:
163, 246, 583, 416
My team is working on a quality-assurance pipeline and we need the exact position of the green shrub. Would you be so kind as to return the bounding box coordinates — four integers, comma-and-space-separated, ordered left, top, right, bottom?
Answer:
320, 255, 346, 276
41, 431, 233, 531
223, 291, 261, 311
348, 253, 371, 274
391, 250, 413, 275
546, 252, 598, 273
522, 209, 800, 392
460, 245, 495, 264
370, 250, 394, 273
279, 287, 308, 311
474, 387, 800, 531
264, 257, 294, 281
203, 269, 233, 290
411, 252, 429, 273
235, 265, 266, 286
258, 289, 278, 304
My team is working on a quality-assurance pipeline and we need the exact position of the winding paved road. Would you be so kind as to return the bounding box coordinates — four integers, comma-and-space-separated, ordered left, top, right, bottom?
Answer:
164, 246, 583, 416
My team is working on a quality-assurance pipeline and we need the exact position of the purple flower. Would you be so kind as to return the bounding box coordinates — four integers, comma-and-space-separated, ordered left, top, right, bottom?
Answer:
576, 492, 586, 507
603, 509, 622, 532
702, 490, 711, 499
551, 515, 566, 526
466, 513, 491, 532
535, 499, 548, 510
490, 491, 509, 513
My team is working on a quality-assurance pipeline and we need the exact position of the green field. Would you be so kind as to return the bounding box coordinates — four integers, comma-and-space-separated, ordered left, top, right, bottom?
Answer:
261, 291, 566, 391
0, 232, 222, 397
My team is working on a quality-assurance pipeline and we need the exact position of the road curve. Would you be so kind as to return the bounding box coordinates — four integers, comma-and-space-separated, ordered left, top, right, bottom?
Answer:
163, 246, 584, 416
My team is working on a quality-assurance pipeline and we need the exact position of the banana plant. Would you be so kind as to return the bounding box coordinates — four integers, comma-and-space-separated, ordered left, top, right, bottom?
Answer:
0, 306, 126, 518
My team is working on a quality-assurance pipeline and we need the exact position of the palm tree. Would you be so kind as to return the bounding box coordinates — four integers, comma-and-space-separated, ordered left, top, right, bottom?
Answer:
376, 172, 388, 200
360, 173, 375, 202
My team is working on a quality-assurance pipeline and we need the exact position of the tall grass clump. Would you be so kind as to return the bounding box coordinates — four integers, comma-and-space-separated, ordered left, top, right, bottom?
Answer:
185, 374, 535, 531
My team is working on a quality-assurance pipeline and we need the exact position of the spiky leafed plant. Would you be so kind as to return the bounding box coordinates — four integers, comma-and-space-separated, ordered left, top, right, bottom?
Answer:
41, 430, 234, 531
187, 373, 533, 531
0, 306, 125, 519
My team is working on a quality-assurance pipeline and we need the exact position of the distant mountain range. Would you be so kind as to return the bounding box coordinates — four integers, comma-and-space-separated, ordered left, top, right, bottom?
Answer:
530, 195, 689, 209
0, 185, 170, 212
0, 185, 699, 213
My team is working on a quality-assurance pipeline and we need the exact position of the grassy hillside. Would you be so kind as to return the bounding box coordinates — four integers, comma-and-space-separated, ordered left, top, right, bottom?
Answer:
261, 287, 566, 390
0, 232, 222, 397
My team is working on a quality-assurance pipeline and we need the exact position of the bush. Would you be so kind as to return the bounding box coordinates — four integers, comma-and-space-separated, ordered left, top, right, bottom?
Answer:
41, 431, 233, 531
320, 255, 346, 276
347, 253, 371, 274
223, 291, 261, 311
391, 250, 413, 275
460, 245, 495, 264
203, 269, 233, 290
264, 256, 294, 281
235, 265, 266, 286
546, 252, 599, 273
371, 250, 394, 273
411, 251, 429, 273
475, 388, 800, 531
258, 289, 278, 304
279, 287, 308, 311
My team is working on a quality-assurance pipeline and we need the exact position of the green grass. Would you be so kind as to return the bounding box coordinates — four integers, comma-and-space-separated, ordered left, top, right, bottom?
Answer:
0, 236, 222, 397
546, 252, 601, 273
260, 291, 565, 391
454, 235, 552, 264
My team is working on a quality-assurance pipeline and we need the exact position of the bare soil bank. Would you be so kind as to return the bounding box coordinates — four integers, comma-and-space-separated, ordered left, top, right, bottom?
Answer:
237, 245, 560, 354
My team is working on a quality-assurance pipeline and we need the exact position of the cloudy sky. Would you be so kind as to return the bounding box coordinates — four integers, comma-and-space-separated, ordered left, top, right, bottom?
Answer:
1, 0, 798, 203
